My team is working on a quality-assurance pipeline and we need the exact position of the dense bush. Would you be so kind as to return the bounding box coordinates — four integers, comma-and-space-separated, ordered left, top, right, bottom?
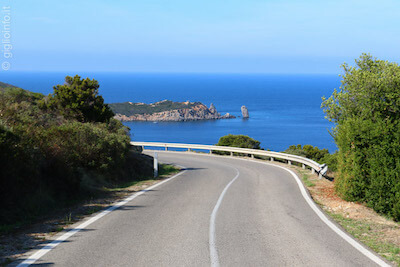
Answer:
216, 134, 261, 149
0, 79, 149, 226
284, 144, 329, 162
322, 54, 400, 220
283, 144, 337, 171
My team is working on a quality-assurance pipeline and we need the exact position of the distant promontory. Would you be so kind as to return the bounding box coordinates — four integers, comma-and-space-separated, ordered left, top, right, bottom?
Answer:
109, 100, 235, 122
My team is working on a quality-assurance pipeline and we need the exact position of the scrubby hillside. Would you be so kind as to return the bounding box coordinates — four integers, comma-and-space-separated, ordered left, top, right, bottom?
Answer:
0, 76, 152, 228
0, 81, 17, 89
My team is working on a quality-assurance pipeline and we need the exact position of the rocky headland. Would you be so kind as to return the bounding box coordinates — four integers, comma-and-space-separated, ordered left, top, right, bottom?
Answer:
109, 100, 235, 122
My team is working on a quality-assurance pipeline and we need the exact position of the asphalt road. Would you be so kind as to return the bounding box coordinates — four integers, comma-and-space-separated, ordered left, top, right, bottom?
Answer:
17, 152, 385, 266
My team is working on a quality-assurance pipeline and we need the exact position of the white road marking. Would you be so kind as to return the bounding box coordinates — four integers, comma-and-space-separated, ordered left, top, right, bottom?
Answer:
209, 167, 240, 267
267, 163, 390, 267
155, 151, 390, 266
17, 168, 187, 267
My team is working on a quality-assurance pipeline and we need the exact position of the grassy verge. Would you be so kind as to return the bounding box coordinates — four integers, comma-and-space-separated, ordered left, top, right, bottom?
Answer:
298, 169, 316, 187
158, 164, 181, 177
327, 211, 400, 264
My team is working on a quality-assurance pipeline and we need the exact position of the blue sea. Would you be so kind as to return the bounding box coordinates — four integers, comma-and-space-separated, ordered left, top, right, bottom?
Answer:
0, 72, 340, 152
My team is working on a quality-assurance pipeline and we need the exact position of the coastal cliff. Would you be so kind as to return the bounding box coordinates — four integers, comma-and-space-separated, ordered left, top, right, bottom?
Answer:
110, 100, 235, 122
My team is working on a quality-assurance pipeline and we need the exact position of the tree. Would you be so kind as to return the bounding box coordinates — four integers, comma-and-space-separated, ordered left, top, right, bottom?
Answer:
217, 134, 261, 149
43, 75, 114, 122
322, 53, 400, 124
322, 54, 400, 220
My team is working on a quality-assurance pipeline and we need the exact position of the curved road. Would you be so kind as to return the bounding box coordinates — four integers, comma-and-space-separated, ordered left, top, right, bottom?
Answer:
17, 152, 385, 266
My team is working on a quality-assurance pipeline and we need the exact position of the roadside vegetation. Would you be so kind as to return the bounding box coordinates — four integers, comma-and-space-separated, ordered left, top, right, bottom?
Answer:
322, 53, 400, 221
216, 134, 261, 149
214, 134, 262, 156
0, 76, 154, 232
215, 134, 337, 170
283, 144, 337, 171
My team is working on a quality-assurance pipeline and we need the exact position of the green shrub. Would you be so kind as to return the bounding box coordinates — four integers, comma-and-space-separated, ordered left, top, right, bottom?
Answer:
283, 144, 330, 162
322, 54, 400, 220
216, 134, 261, 149
0, 78, 147, 226
283, 144, 337, 171
215, 134, 261, 156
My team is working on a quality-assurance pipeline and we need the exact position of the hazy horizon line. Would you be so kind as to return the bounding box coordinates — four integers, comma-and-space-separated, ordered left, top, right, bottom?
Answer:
1, 70, 341, 76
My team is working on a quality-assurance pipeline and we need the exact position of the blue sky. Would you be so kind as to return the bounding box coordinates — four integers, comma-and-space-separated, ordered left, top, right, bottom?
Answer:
5, 0, 400, 73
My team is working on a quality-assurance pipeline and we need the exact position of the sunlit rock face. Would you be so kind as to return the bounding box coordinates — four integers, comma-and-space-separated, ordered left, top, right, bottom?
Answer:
241, 105, 249, 118
112, 101, 235, 122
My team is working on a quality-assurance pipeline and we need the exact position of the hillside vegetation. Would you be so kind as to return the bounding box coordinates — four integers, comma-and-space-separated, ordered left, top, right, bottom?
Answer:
0, 81, 17, 89
109, 100, 200, 116
322, 54, 400, 220
0, 76, 152, 229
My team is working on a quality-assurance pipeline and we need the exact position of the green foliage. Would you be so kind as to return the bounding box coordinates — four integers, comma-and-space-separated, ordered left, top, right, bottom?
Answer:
284, 144, 329, 162
0, 78, 150, 227
216, 134, 261, 149
109, 100, 200, 116
320, 152, 338, 172
322, 54, 400, 220
42, 75, 114, 123
283, 144, 337, 171
0, 81, 17, 89
158, 164, 180, 177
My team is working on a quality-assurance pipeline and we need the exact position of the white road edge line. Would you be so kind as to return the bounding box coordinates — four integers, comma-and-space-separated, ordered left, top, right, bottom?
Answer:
267, 163, 391, 267
154, 151, 390, 267
209, 167, 240, 267
223, 155, 390, 267
17, 167, 187, 267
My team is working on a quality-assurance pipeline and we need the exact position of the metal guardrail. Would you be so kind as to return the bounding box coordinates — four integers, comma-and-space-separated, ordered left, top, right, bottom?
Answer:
131, 141, 328, 178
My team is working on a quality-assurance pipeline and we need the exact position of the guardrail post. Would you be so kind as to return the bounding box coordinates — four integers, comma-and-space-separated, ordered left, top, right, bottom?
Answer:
311, 168, 315, 174
209, 150, 212, 154
302, 164, 305, 169
188, 148, 191, 152
251, 154, 254, 159
319, 173, 322, 179
230, 152, 233, 157
270, 157, 274, 162
154, 152, 158, 178
165, 146, 168, 151
142, 146, 145, 151
288, 160, 292, 165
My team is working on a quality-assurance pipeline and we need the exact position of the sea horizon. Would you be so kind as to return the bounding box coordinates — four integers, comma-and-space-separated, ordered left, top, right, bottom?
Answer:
0, 71, 339, 152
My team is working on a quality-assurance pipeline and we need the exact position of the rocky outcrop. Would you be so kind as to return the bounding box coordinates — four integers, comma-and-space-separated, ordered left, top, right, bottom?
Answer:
241, 105, 249, 118
209, 103, 217, 113
112, 101, 235, 122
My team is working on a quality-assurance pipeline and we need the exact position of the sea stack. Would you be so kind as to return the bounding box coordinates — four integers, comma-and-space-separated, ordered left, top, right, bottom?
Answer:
241, 105, 249, 118
209, 103, 217, 114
